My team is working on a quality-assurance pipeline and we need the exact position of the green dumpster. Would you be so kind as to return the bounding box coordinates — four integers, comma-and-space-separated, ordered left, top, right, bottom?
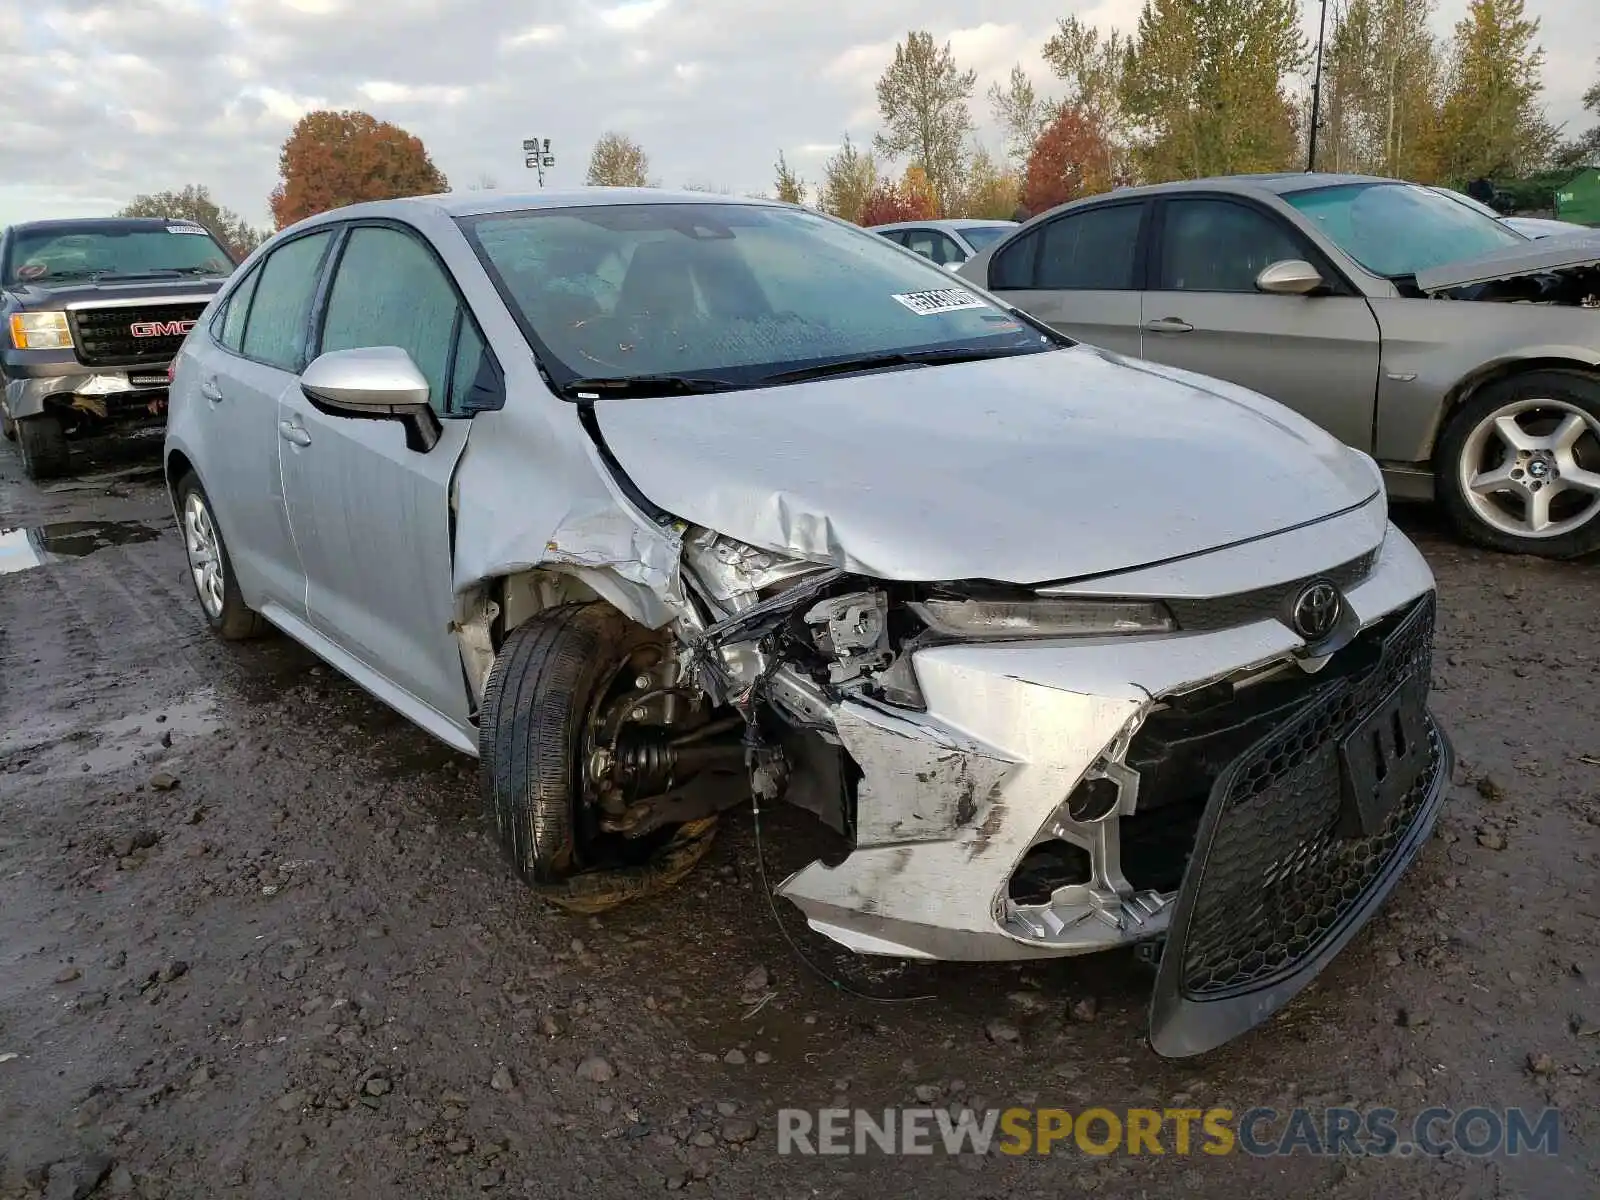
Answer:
1554, 168, 1600, 226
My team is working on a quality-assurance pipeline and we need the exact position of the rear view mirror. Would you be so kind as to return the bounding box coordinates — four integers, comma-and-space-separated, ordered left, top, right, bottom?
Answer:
1255, 259, 1325, 296
300, 346, 442, 452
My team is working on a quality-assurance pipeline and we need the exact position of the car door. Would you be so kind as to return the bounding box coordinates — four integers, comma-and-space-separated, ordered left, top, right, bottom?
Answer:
193, 229, 334, 616
981, 201, 1146, 356
277, 221, 492, 732
1139, 196, 1381, 451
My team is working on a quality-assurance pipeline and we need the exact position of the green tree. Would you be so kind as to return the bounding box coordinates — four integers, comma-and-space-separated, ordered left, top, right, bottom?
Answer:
951, 144, 1021, 219
1121, 0, 1306, 182
1552, 55, 1599, 169
586, 132, 652, 187
1434, 0, 1556, 180
817, 134, 879, 223
988, 65, 1045, 170
1042, 16, 1130, 171
119, 184, 265, 259
1318, 0, 1444, 179
773, 151, 807, 205
873, 30, 977, 213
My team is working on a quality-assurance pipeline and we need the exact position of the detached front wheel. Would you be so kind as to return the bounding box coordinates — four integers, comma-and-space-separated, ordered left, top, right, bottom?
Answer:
1438, 371, 1600, 558
479, 603, 715, 910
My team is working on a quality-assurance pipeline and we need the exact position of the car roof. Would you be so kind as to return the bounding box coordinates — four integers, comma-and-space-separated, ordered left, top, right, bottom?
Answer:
1074, 172, 1399, 204
294, 188, 792, 226
868, 218, 1018, 233
6, 216, 209, 235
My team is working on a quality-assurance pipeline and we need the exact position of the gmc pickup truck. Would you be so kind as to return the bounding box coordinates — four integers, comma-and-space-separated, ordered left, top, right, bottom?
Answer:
1, 216, 235, 479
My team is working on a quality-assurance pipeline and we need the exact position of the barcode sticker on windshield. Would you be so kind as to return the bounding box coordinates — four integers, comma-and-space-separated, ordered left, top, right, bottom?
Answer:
890, 288, 990, 316
167, 225, 206, 234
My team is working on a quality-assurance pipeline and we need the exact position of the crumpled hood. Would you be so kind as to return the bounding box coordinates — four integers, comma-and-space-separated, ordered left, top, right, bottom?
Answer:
594, 345, 1380, 584
1415, 229, 1600, 292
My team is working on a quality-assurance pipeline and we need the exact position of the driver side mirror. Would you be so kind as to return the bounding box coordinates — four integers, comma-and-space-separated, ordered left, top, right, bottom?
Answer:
1255, 259, 1325, 296
300, 346, 442, 453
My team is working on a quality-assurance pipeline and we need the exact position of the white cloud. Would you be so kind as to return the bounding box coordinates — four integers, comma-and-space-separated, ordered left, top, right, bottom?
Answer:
0, 0, 1591, 229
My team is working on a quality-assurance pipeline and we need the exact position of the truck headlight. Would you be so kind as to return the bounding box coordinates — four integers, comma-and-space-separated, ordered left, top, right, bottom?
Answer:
910, 597, 1176, 639
9, 311, 73, 350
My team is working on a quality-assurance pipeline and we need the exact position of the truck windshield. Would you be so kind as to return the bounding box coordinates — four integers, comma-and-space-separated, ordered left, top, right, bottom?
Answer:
460, 202, 1053, 396
1285, 182, 1526, 279
5, 224, 235, 284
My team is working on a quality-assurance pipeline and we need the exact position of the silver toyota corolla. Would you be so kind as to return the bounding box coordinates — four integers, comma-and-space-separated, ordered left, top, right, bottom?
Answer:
958, 173, 1600, 558
165, 189, 1450, 1056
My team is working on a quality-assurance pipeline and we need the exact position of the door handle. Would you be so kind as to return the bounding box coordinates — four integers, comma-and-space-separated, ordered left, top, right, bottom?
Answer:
1141, 317, 1195, 333
199, 376, 223, 401
278, 420, 312, 447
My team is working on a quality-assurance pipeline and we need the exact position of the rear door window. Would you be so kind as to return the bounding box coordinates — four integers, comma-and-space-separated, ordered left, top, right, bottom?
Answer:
1035, 204, 1144, 290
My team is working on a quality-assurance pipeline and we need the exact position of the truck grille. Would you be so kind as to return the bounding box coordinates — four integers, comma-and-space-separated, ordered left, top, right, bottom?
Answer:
1176, 593, 1439, 999
68, 303, 208, 368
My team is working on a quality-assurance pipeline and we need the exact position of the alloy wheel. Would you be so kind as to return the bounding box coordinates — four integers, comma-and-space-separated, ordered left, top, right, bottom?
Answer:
182, 490, 226, 620
1458, 397, 1600, 540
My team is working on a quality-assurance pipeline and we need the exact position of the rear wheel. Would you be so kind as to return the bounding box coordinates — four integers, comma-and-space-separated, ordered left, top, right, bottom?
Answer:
176, 472, 268, 639
1438, 370, 1600, 558
16, 413, 69, 479
479, 603, 715, 908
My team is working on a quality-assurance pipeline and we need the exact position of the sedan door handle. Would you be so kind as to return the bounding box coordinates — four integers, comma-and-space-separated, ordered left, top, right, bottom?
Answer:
199, 376, 223, 401
1141, 317, 1195, 334
278, 420, 312, 447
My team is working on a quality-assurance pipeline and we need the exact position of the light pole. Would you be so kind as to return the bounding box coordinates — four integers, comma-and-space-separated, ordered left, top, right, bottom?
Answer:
523, 137, 555, 187
1307, 0, 1329, 172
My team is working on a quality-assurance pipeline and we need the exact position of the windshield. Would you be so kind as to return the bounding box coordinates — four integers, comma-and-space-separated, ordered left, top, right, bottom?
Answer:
1432, 187, 1503, 221
958, 225, 1013, 250
4, 224, 235, 284
460, 203, 1052, 395
1285, 182, 1525, 279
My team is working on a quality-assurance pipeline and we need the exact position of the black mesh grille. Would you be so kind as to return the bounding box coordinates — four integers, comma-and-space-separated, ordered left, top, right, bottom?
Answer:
1167, 551, 1376, 632
1177, 593, 1438, 1000
68, 302, 207, 367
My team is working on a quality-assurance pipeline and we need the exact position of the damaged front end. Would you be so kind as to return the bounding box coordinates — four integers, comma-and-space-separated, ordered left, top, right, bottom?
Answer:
646, 515, 1448, 1056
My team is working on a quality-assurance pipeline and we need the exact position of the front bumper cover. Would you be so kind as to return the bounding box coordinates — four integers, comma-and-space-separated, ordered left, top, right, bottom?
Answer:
3, 369, 169, 422
775, 523, 1445, 1052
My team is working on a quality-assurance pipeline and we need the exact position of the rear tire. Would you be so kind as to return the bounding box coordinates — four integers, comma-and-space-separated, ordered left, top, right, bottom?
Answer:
1437, 370, 1600, 559
16, 413, 68, 479
175, 472, 268, 640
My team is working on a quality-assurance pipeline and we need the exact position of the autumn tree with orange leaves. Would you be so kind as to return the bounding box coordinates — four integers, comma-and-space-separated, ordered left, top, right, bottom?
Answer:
1021, 106, 1113, 215
269, 110, 448, 229
860, 166, 940, 225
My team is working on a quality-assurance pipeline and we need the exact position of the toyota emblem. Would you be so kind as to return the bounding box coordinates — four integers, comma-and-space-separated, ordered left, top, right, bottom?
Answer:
1290, 581, 1342, 642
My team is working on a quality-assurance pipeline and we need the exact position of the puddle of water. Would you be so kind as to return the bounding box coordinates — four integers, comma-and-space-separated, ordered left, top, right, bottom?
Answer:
75, 691, 223, 774
0, 520, 163, 576
0, 691, 221, 776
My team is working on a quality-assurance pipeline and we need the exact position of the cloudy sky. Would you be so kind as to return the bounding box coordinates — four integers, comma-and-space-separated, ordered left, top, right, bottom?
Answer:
3, 0, 1595, 230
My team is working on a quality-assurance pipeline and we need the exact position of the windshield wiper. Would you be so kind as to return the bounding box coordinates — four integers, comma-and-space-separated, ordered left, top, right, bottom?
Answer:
756, 345, 1035, 387
560, 374, 739, 399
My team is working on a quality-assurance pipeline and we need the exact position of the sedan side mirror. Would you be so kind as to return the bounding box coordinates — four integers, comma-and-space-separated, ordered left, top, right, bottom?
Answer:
1255, 259, 1325, 296
300, 346, 442, 453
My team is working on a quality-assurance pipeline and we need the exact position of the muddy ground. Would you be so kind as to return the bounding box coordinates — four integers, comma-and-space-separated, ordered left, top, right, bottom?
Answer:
1, 433, 1597, 1200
